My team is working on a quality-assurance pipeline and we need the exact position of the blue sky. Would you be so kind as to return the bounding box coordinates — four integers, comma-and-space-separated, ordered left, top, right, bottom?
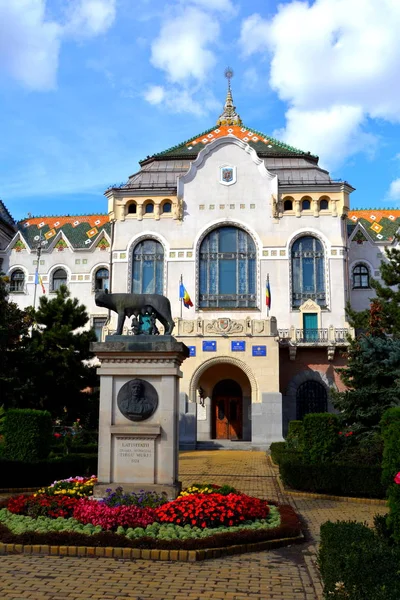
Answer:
1, 0, 400, 221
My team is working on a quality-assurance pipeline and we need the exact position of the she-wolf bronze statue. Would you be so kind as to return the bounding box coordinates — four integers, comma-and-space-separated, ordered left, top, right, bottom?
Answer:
95, 290, 175, 335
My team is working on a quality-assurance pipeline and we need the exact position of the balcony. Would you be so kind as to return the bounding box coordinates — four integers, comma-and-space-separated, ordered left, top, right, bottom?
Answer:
278, 326, 354, 360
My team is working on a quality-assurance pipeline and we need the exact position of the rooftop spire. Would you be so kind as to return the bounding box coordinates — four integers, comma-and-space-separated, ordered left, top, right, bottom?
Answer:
216, 67, 242, 127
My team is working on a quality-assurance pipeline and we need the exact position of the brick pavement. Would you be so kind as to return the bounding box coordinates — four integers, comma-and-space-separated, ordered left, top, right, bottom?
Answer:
0, 451, 387, 600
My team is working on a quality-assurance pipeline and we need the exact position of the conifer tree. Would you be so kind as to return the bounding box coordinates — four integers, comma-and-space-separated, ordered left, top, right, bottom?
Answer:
0, 274, 32, 408
19, 285, 98, 421
370, 241, 400, 335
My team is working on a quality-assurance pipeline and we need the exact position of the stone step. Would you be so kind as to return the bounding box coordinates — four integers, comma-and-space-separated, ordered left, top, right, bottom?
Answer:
195, 440, 254, 450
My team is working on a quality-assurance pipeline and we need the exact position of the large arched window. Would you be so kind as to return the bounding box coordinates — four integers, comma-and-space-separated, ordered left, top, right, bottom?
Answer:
52, 268, 67, 292
94, 267, 109, 291
10, 269, 25, 292
132, 239, 164, 294
199, 226, 256, 308
291, 236, 325, 308
352, 263, 370, 289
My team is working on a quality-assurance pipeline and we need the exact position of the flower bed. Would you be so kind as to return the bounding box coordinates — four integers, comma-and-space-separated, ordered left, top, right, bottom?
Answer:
0, 478, 302, 554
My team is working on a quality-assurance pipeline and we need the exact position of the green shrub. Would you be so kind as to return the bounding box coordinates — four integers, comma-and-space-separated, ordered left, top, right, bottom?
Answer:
381, 407, 400, 486
269, 442, 287, 465
50, 443, 98, 455
286, 420, 304, 451
279, 457, 385, 498
303, 413, 340, 464
3, 409, 52, 461
318, 521, 400, 599
381, 407, 400, 543
0, 454, 97, 489
334, 433, 383, 466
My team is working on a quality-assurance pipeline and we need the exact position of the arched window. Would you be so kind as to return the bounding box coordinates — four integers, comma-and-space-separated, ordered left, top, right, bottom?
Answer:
284, 199, 293, 211
352, 264, 370, 289
302, 199, 311, 210
296, 380, 327, 420
10, 269, 25, 292
132, 239, 164, 294
95, 267, 109, 291
320, 199, 329, 210
144, 202, 154, 214
52, 268, 67, 292
199, 226, 256, 308
292, 236, 325, 307
162, 202, 172, 214
127, 203, 137, 214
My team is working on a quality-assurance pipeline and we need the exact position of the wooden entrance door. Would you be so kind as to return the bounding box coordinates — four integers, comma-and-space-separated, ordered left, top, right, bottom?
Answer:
212, 380, 243, 440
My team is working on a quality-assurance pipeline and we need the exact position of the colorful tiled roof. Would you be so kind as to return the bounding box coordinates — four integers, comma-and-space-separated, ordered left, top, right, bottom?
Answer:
0, 200, 16, 231
348, 209, 400, 242
17, 214, 110, 249
141, 124, 319, 164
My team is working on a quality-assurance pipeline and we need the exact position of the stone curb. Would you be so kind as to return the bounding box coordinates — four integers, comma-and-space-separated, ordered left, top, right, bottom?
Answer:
0, 533, 304, 562
269, 457, 387, 505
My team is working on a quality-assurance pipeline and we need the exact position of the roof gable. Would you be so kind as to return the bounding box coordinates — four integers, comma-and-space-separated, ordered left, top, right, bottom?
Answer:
348, 209, 400, 243
17, 214, 110, 249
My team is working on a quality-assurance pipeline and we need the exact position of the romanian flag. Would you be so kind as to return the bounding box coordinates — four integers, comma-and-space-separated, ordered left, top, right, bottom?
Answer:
35, 271, 46, 294
266, 276, 271, 309
179, 281, 193, 308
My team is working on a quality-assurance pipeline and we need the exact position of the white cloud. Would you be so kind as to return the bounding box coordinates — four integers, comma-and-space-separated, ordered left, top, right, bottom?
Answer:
64, 0, 116, 38
187, 0, 235, 13
0, 0, 116, 91
388, 179, 400, 201
239, 0, 400, 168
143, 84, 219, 116
0, 0, 62, 90
150, 7, 219, 83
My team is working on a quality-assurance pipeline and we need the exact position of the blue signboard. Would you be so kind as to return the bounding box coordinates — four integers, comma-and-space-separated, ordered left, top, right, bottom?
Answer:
203, 340, 217, 352
188, 346, 196, 357
252, 345, 267, 357
231, 341, 246, 352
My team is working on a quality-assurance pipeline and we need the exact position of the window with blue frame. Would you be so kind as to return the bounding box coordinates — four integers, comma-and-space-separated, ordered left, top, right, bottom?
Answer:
291, 236, 325, 308
132, 239, 164, 294
199, 226, 256, 308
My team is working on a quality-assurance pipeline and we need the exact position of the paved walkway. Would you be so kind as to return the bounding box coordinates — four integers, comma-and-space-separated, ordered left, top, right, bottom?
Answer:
0, 451, 387, 600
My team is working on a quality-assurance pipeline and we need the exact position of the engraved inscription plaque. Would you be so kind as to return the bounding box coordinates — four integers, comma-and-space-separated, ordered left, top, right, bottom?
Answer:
113, 436, 155, 483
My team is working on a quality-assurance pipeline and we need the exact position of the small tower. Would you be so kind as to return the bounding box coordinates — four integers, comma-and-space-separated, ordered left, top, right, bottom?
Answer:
216, 67, 242, 127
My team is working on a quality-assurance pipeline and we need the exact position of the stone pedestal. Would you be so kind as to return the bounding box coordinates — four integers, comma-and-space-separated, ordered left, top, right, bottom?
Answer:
91, 335, 189, 499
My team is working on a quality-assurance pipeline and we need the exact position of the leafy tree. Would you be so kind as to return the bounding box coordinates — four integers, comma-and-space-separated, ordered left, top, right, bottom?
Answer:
0, 274, 33, 408
17, 285, 98, 421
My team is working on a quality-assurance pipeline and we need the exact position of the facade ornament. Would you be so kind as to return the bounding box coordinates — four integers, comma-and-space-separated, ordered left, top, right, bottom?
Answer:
271, 194, 279, 218
289, 344, 297, 361
205, 318, 244, 335
173, 196, 184, 221
327, 345, 336, 361
216, 68, 242, 127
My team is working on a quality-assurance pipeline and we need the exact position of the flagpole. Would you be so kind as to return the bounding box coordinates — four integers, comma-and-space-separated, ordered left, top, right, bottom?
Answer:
179, 274, 183, 319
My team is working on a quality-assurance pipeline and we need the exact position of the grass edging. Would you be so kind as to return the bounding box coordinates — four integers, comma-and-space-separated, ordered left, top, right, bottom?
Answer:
0, 505, 302, 560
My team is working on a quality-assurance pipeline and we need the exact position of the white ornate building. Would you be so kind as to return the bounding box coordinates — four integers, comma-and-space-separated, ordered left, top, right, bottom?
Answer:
0, 84, 395, 448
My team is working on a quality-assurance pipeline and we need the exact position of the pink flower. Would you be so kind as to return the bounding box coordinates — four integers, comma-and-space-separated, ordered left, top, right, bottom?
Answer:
394, 472, 400, 485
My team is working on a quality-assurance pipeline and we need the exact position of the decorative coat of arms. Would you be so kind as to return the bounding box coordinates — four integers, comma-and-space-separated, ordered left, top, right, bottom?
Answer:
219, 165, 236, 186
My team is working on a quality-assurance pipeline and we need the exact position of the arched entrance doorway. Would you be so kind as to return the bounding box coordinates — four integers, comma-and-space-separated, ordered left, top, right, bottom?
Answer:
296, 380, 328, 420
212, 379, 243, 440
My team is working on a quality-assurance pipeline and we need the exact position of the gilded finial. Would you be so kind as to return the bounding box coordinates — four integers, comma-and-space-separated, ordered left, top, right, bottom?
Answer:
217, 67, 242, 127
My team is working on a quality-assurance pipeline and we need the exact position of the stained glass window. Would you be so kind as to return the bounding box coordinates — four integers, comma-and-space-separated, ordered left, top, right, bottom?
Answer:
199, 226, 256, 308
291, 236, 325, 308
132, 239, 164, 294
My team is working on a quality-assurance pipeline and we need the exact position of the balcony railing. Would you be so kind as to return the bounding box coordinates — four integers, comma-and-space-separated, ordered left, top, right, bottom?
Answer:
278, 327, 351, 346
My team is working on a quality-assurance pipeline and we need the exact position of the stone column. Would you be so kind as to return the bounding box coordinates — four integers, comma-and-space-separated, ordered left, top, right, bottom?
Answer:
92, 336, 189, 499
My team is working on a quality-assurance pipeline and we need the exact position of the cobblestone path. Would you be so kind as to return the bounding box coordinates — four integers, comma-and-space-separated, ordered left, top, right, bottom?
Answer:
0, 451, 387, 600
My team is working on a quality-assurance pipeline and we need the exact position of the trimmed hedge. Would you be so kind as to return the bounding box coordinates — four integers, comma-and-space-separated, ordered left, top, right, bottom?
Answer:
269, 442, 287, 465
318, 521, 400, 599
50, 444, 98, 455
3, 409, 52, 461
286, 420, 304, 452
0, 454, 97, 489
279, 457, 385, 498
303, 413, 340, 464
381, 407, 400, 543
